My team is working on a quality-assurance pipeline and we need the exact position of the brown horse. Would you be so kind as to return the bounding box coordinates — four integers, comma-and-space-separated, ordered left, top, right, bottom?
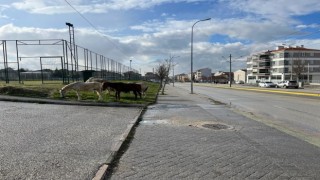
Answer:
102, 82, 148, 100
86, 77, 114, 94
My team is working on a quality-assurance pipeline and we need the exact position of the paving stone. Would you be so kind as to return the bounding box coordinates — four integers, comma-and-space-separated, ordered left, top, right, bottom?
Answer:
107, 86, 320, 180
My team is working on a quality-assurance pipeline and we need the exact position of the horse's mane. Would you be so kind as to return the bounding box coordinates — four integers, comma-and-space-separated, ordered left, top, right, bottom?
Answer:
86, 77, 95, 82
86, 77, 107, 83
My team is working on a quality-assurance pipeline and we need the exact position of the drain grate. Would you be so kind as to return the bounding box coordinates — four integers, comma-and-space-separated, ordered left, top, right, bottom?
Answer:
202, 123, 229, 130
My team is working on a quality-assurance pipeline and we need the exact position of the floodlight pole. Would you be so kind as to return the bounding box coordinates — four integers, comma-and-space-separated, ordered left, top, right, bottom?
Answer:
191, 18, 211, 94
66, 22, 76, 80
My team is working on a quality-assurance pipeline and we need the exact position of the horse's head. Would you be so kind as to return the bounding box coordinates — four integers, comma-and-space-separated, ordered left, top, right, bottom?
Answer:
102, 82, 110, 91
59, 89, 65, 98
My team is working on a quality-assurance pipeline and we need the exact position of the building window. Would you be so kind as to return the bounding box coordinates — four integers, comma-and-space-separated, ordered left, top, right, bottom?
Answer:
293, 53, 300, 57
279, 53, 284, 58
284, 52, 290, 58
284, 68, 289, 73
271, 75, 281, 80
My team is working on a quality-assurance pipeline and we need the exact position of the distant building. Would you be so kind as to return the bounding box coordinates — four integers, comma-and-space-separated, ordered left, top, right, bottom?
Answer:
234, 69, 247, 83
144, 72, 159, 82
176, 73, 189, 82
194, 68, 212, 82
247, 45, 320, 83
21, 71, 52, 80
212, 71, 233, 84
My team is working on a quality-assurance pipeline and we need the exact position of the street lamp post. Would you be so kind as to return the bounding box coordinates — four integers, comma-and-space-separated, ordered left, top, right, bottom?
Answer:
171, 56, 179, 87
191, 18, 211, 94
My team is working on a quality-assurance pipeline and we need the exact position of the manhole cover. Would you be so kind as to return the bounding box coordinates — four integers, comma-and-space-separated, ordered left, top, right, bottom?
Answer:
202, 123, 229, 130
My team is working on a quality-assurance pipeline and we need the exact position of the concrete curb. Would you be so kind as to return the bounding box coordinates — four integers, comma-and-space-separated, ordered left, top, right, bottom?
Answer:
92, 108, 145, 180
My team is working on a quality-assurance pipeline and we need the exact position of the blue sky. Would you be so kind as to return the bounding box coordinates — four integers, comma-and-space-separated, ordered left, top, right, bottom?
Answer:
1, 0, 320, 75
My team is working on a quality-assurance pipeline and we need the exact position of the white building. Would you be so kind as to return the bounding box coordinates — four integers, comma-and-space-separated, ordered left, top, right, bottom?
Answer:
247, 45, 320, 83
234, 69, 247, 83
194, 68, 211, 82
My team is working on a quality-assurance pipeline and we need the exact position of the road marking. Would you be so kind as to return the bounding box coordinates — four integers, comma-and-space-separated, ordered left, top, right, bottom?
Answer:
199, 84, 320, 97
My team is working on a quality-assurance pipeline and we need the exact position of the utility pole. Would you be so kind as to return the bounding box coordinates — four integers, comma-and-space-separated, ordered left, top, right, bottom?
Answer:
229, 54, 232, 87
129, 59, 132, 80
307, 63, 309, 83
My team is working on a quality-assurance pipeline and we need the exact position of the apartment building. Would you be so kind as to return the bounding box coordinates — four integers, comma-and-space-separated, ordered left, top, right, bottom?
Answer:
247, 45, 320, 83
193, 68, 212, 82
175, 73, 189, 82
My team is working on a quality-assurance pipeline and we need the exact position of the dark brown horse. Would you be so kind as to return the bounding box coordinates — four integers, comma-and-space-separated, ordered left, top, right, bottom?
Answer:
102, 82, 148, 100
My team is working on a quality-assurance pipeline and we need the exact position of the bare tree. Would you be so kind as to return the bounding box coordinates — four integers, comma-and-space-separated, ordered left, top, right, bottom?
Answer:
292, 58, 306, 81
155, 63, 168, 90
155, 55, 176, 95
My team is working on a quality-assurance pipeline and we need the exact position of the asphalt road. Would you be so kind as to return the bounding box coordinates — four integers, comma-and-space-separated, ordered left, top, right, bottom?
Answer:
0, 101, 142, 179
175, 83, 320, 147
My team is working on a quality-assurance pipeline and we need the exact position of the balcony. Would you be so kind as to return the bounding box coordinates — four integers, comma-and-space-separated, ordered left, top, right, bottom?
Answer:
257, 66, 271, 69
256, 72, 270, 75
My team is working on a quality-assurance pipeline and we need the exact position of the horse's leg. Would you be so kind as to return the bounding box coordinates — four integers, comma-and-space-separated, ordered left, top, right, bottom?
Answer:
76, 91, 81, 100
133, 91, 138, 99
115, 90, 118, 100
96, 90, 103, 101
117, 91, 121, 100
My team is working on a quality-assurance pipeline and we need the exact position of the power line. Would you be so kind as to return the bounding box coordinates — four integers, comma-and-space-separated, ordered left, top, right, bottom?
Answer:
64, 0, 130, 60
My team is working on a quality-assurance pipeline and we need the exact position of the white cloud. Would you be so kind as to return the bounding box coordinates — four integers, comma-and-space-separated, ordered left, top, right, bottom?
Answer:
2, 0, 320, 74
228, 0, 320, 23
10, 0, 206, 14
296, 24, 320, 29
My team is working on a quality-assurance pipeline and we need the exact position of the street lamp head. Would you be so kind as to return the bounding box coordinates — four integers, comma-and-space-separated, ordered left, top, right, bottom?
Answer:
66, 22, 73, 27
202, 18, 211, 21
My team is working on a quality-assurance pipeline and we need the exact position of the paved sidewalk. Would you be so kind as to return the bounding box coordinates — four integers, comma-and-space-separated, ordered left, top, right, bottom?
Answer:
107, 85, 320, 179
0, 96, 143, 179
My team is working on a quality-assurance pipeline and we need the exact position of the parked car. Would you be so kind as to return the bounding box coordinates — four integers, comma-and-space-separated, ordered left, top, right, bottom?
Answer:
259, 81, 276, 88
276, 80, 299, 89
235, 80, 245, 84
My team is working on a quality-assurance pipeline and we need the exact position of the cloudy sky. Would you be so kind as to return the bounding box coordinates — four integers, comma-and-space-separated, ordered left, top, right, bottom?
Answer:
1, 0, 320, 75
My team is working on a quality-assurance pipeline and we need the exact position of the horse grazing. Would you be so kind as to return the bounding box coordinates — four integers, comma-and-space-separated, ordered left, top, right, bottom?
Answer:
102, 82, 147, 100
135, 82, 149, 98
86, 77, 114, 94
59, 82, 103, 101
